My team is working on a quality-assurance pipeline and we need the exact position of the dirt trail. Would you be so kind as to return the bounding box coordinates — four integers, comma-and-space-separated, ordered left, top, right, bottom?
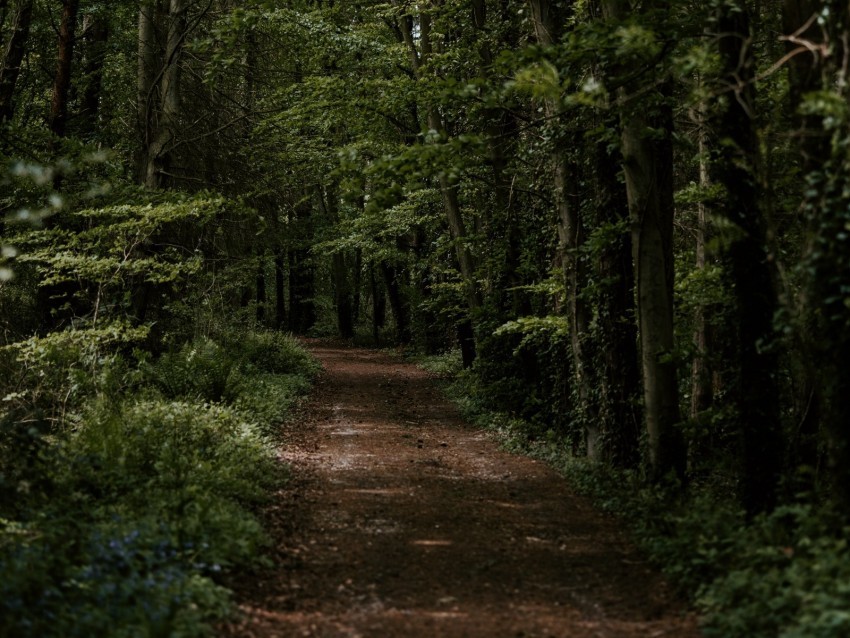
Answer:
221, 344, 700, 637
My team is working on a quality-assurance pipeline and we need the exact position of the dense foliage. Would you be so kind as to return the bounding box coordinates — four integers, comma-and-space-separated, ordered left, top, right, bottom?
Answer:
0, 324, 315, 636
3, 0, 850, 634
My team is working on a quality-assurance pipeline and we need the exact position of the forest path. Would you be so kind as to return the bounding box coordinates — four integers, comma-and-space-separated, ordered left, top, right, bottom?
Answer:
221, 343, 699, 638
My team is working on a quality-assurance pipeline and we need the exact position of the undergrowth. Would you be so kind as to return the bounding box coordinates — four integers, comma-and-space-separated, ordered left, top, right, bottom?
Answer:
419, 349, 850, 638
0, 328, 316, 637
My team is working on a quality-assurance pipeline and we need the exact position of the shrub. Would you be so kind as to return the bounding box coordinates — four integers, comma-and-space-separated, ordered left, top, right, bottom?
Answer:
476, 316, 573, 440
0, 325, 147, 515
143, 338, 240, 403
698, 505, 850, 638
0, 517, 231, 638
233, 372, 311, 434
219, 329, 319, 376
0, 323, 149, 428
144, 331, 318, 408
0, 326, 316, 636
67, 400, 280, 510
0, 398, 281, 637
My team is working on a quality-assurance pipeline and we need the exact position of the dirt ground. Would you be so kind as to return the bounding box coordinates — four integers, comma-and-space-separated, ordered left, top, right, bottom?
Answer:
220, 343, 701, 637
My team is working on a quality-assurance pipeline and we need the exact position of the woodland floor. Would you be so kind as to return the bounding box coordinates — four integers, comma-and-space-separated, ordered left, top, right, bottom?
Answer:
220, 343, 700, 638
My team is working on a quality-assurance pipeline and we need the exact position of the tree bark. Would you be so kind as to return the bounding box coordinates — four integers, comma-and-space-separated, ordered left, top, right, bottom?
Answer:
595, 132, 642, 469
332, 251, 355, 339
381, 262, 411, 345
256, 253, 267, 324
370, 266, 386, 347
472, 0, 524, 317
146, 0, 187, 189
529, 0, 598, 457
398, 7, 480, 358
0, 0, 33, 123
353, 248, 362, 327
288, 193, 316, 334
136, 0, 157, 183
788, 1, 850, 510
602, 0, 686, 481
782, 0, 827, 492
275, 249, 286, 329
691, 103, 714, 420
318, 183, 355, 339
712, 0, 782, 514
49, 0, 80, 139
77, 12, 109, 135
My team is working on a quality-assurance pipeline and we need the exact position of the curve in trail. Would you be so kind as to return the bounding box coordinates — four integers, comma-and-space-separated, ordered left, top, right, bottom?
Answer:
222, 344, 700, 638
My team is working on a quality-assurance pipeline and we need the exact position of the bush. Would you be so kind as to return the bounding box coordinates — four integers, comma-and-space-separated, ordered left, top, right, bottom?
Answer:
475, 316, 572, 440
0, 323, 149, 428
144, 331, 318, 408
233, 372, 312, 434
143, 338, 240, 403
219, 329, 319, 376
0, 326, 317, 636
0, 398, 280, 638
0, 517, 231, 638
0, 325, 147, 515
698, 505, 850, 638
67, 400, 280, 512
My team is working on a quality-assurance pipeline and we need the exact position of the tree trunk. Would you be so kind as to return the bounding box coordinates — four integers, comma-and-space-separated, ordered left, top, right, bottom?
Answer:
288, 247, 316, 334
77, 12, 109, 135
256, 253, 267, 324
529, 0, 598, 457
353, 248, 362, 327
788, 2, 850, 510
370, 266, 386, 347
146, 0, 186, 189
626, 94, 685, 482
782, 0, 827, 493
595, 133, 642, 469
399, 8, 480, 358
288, 192, 316, 334
381, 262, 411, 345
318, 183, 355, 339
0, 0, 33, 123
602, 0, 686, 482
275, 249, 286, 329
36, 0, 80, 324
49, 0, 80, 139
136, 0, 157, 184
472, 0, 523, 317
712, 0, 782, 514
691, 103, 714, 420
332, 252, 355, 339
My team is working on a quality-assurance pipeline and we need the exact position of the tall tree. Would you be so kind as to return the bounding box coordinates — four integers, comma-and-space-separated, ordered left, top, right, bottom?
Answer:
602, 0, 686, 481
49, 0, 80, 139
398, 6, 480, 363
0, 0, 33, 123
593, 131, 642, 469
146, 0, 187, 189
136, 0, 157, 184
711, 0, 783, 513
791, 0, 850, 510
76, 10, 109, 135
528, 0, 600, 456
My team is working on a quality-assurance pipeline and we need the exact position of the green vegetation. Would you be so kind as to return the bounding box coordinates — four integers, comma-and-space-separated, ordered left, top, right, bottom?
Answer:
4, 0, 850, 634
0, 327, 315, 637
